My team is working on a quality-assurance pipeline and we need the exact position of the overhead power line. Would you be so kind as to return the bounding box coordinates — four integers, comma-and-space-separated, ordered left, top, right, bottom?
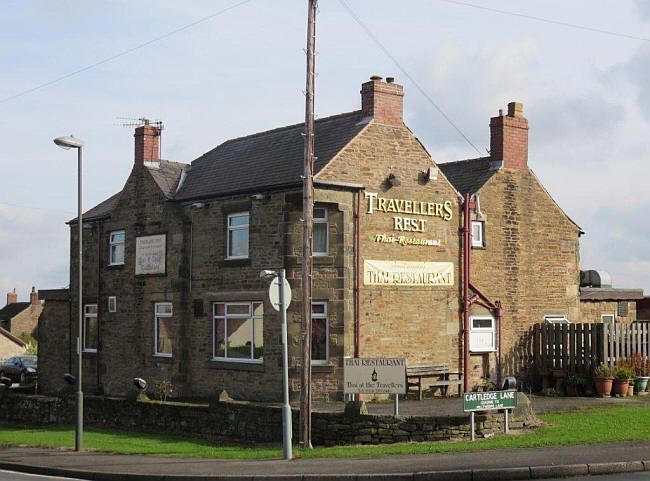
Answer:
0, 0, 252, 105
337, 0, 482, 155
440, 0, 650, 43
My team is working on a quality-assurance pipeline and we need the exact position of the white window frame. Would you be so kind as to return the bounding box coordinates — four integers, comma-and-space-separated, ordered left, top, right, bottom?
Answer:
107, 296, 117, 313
83, 304, 98, 353
313, 207, 329, 256
226, 212, 249, 260
311, 301, 329, 364
471, 221, 484, 248
109, 230, 125, 266
602, 314, 616, 325
469, 315, 496, 352
544, 315, 570, 324
212, 301, 263, 363
154, 302, 173, 358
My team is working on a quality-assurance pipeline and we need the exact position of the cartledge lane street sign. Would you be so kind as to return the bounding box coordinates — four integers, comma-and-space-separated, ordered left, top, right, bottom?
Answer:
344, 358, 406, 394
463, 389, 518, 412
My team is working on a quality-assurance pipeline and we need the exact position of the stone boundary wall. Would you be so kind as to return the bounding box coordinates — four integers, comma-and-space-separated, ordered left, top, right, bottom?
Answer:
0, 393, 535, 446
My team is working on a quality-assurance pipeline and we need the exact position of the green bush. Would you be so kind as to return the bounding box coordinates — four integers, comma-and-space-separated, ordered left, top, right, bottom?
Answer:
614, 365, 635, 380
593, 363, 614, 378
566, 373, 587, 387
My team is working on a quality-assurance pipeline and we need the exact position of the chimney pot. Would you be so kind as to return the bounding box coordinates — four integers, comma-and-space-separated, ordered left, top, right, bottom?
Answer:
490, 101, 529, 169
507, 101, 524, 118
386, 77, 395, 83
30, 287, 39, 306
6, 288, 17, 305
370, 75, 382, 81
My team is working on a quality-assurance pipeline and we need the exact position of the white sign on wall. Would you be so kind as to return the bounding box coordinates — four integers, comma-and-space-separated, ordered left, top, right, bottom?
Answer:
135, 234, 166, 275
344, 358, 406, 394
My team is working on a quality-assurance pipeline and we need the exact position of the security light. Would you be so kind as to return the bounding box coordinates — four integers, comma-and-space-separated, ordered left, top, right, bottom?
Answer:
259, 269, 277, 278
133, 378, 147, 390
502, 377, 517, 390
63, 373, 77, 385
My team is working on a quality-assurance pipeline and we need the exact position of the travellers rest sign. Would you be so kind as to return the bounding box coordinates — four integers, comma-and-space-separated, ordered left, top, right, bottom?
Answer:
344, 358, 406, 394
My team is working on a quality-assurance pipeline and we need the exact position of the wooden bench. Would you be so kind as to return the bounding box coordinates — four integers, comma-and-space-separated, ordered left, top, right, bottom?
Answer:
406, 363, 463, 400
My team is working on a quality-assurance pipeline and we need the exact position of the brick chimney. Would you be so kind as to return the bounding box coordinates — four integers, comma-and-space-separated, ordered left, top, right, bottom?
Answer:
30, 286, 39, 306
361, 75, 404, 126
6, 289, 16, 305
489, 102, 529, 169
134, 120, 161, 167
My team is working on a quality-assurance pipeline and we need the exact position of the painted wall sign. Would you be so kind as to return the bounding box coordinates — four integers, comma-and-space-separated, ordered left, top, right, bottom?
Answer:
374, 234, 441, 247
344, 358, 406, 394
463, 390, 518, 412
364, 260, 454, 286
364, 192, 454, 228
135, 234, 166, 275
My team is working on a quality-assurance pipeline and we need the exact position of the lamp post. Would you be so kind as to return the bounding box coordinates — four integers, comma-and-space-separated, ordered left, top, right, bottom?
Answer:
54, 135, 85, 452
260, 268, 292, 460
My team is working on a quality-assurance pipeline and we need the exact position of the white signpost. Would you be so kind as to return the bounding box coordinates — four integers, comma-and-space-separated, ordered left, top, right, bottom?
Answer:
268, 276, 292, 312
344, 358, 406, 416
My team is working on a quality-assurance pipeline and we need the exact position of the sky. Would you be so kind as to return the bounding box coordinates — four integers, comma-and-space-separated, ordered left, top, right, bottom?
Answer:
1, 0, 649, 302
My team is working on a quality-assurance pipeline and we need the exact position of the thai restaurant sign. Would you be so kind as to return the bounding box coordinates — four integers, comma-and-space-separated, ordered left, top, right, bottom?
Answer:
135, 234, 166, 275
364, 260, 454, 286
344, 358, 406, 394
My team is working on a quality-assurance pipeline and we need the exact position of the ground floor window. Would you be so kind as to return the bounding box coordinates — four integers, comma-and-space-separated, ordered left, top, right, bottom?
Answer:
602, 313, 616, 326
311, 301, 328, 363
83, 304, 98, 352
213, 302, 263, 362
469, 316, 496, 352
154, 302, 173, 357
544, 315, 569, 324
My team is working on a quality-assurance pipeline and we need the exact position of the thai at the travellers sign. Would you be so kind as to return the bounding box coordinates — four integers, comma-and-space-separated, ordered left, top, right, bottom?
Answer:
344, 358, 406, 394
135, 234, 166, 275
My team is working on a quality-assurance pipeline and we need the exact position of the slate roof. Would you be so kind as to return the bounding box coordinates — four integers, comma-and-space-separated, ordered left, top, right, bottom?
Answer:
147, 160, 188, 198
76, 191, 122, 223
0, 302, 30, 321
174, 111, 368, 201
580, 288, 644, 301
437, 157, 496, 195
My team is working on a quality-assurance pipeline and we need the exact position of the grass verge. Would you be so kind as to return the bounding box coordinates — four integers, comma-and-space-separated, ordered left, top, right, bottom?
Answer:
1, 407, 649, 459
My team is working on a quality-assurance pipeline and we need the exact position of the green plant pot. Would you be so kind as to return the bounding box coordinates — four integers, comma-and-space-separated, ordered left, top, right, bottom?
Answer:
635, 376, 649, 393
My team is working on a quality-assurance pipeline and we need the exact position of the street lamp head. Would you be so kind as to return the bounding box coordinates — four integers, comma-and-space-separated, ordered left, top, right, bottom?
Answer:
259, 269, 277, 279
54, 135, 85, 150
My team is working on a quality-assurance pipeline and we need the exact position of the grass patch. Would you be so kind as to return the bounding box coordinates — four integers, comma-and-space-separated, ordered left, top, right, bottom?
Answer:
1, 407, 649, 459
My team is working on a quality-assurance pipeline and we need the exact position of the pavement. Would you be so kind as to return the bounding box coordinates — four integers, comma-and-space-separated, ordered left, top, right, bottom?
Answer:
2, 395, 650, 481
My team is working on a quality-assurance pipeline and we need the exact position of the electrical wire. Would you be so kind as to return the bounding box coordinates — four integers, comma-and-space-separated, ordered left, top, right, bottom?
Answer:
439, 0, 650, 43
337, 0, 482, 155
0, 0, 253, 105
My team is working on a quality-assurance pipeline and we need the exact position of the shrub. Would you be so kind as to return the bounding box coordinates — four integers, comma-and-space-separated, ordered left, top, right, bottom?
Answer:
593, 363, 614, 378
614, 365, 635, 380
625, 353, 650, 377
154, 379, 173, 402
566, 373, 587, 387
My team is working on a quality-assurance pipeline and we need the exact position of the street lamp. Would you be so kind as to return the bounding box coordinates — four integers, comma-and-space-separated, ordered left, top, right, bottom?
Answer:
260, 268, 292, 461
54, 135, 85, 452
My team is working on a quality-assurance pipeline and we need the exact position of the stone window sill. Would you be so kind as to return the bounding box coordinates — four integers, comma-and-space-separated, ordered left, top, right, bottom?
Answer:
152, 355, 174, 363
311, 363, 335, 374
218, 258, 251, 268
207, 360, 265, 372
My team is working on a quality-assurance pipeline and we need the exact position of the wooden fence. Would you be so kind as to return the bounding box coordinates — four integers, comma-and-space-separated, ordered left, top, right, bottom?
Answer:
533, 322, 650, 372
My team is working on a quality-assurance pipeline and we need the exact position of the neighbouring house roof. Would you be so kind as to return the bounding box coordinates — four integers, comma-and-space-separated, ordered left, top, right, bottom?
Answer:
0, 326, 26, 348
174, 111, 368, 201
437, 157, 496, 195
0, 302, 30, 321
580, 287, 644, 301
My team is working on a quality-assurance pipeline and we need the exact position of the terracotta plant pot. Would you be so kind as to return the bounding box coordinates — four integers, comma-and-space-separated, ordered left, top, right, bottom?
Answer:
566, 384, 579, 397
612, 379, 629, 397
593, 377, 613, 397
552, 370, 567, 392
539, 369, 551, 392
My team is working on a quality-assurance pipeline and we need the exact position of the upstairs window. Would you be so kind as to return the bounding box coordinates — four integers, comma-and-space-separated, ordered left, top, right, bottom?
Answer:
471, 221, 484, 248
313, 207, 329, 256
154, 302, 173, 357
83, 304, 98, 352
109, 230, 125, 265
227, 212, 249, 259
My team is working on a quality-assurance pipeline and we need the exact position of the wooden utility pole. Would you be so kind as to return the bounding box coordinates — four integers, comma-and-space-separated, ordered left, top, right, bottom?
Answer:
300, 0, 317, 449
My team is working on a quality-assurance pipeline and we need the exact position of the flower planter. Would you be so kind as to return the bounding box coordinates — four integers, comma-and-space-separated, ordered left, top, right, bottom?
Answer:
552, 370, 567, 392
635, 376, 649, 394
593, 377, 613, 397
612, 379, 629, 397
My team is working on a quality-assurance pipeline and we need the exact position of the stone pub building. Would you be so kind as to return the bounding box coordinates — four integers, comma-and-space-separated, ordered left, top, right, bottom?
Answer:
39, 75, 584, 400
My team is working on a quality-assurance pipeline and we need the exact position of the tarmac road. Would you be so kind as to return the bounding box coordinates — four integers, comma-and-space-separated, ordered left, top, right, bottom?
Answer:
0, 470, 83, 480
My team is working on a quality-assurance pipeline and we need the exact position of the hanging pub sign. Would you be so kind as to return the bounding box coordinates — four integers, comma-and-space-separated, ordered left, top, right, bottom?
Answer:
364, 260, 454, 286
135, 234, 166, 275
344, 358, 406, 394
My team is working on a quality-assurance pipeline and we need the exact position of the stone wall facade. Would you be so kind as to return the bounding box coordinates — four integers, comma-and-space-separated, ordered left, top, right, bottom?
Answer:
37, 295, 70, 395
580, 300, 636, 324
7, 304, 41, 339
0, 393, 534, 446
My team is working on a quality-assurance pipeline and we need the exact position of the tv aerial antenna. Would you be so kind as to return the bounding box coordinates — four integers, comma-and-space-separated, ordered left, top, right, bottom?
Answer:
116, 117, 164, 159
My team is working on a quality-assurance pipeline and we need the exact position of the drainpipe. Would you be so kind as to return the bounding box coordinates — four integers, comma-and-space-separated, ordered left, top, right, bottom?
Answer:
463, 193, 471, 394
96, 221, 103, 392
355, 190, 362, 359
496, 301, 504, 387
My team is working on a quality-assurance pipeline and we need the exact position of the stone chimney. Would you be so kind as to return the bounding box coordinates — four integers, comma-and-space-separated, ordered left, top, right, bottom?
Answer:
134, 120, 161, 167
361, 75, 404, 126
489, 101, 529, 169
6, 289, 17, 305
30, 286, 39, 306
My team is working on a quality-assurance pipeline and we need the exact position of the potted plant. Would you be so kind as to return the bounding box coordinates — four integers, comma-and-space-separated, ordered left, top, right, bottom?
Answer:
612, 365, 633, 397
565, 373, 587, 397
627, 353, 650, 394
593, 363, 614, 397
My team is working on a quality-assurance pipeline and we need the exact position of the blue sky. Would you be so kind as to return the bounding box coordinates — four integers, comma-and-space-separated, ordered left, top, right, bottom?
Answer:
1, 0, 649, 301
